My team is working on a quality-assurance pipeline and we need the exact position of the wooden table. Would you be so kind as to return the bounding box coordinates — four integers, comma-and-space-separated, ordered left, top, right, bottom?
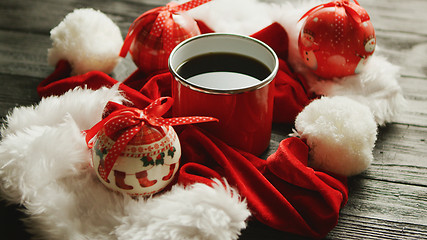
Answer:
1, 0, 426, 239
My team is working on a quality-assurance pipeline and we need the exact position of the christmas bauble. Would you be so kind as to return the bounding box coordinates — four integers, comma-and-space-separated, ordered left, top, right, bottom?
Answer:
87, 97, 216, 196
298, 1, 376, 79
126, 4, 201, 74
92, 124, 181, 196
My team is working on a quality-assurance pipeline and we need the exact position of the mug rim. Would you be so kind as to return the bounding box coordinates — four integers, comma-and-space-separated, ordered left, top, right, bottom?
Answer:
168, 33, 279, 95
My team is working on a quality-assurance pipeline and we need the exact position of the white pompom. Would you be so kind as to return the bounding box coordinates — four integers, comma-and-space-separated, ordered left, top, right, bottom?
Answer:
295, 96, 377, 176
48, 8, 123, 75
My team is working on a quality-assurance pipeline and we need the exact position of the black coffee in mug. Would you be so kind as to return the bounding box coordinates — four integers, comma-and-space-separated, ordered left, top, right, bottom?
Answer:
176, 52, 271, 90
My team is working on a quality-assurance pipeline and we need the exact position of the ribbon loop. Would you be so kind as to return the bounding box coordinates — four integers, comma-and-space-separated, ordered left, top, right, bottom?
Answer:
143, 97, 174, 118
299, 0, 370, 24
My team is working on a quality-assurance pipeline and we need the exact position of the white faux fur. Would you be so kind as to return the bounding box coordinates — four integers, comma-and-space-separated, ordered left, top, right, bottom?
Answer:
0, 87, 249, 239
115, 179, 249, 240
295, 96, 377, 176
187, 0, 275, 35
2, 85, 125, 137
48, 8, 123, 75
307, 55, 405, 126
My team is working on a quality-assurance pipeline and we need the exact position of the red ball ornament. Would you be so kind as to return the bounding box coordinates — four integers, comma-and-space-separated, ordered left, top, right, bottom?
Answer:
120, 1, 213, 74
298, 0, 376, 79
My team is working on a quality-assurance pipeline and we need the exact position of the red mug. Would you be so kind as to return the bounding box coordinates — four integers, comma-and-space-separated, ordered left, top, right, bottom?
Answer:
169, 33, 278, 156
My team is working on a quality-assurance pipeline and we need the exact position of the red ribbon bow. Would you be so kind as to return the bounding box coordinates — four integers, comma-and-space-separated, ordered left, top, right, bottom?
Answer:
299, 0, 370, 24
120, 0, 212, 56
85, 97, 217, 181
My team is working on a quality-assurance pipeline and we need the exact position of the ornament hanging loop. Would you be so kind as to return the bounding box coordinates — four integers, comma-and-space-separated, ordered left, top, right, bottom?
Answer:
299, 0, 369, 24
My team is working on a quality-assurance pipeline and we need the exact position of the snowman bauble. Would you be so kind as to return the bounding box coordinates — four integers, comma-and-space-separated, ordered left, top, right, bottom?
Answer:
85, 97, 217, 197
298, 0, 376, 79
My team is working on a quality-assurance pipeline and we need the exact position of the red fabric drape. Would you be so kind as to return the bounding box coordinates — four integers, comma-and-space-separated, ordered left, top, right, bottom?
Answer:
178, 126, 348, 239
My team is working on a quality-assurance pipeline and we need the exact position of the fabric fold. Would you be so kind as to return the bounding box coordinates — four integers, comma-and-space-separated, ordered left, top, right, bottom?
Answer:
177, 126, 347, 239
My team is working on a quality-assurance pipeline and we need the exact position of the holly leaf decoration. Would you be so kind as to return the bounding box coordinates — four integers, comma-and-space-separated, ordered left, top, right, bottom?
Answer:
140, 155, 154, 167
167, 146, 176, 158
155, 152, 165, 165
95, 147, 108, 159
95, 142, 108, 167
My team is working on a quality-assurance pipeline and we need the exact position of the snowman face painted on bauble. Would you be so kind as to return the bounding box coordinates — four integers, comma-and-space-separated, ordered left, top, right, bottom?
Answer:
364, 36, 376, 53
301, 31, 315, 48
354, 34, 376, 74
299, 30, 318, 70
302, 49, 318, 70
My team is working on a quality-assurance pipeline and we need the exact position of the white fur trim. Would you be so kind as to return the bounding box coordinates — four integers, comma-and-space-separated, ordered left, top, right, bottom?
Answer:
0, 87, 249, 239
2, 85, 125, 137
295, 96, 377, 176
48, 8, 123, 75
115, 179, 250, 240
186, 0, 274, 35
307, 55, 406, 126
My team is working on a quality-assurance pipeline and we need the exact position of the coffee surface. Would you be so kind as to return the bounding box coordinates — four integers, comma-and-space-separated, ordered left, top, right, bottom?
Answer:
176, 52, 271, 90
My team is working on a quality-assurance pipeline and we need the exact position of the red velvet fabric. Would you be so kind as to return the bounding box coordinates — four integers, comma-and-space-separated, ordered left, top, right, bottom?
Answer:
37, 21, 347, 239
37, 60, 154, 110
178, 126, 348, 239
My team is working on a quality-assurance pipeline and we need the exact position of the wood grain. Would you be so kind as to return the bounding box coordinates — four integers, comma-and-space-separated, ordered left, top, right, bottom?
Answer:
1, 0, 426, 239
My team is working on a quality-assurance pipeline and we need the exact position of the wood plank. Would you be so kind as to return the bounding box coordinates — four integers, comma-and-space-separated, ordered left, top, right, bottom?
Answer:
0, 0, 164, 35
375, 124, 427, 167
359, 0, 427, 79
329, 214, 427, 240
359, 0, 427, 35
343, 176, 427, 226
0, 74, 41, 121
0, 30, 52, 78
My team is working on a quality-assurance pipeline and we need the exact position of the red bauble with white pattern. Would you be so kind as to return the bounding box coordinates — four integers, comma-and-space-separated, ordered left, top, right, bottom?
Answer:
120, 1, 215, 74
126, 3, 201, 74
298, 0, 376, 79
92, 124, 181, 196
130, 11, 200, 74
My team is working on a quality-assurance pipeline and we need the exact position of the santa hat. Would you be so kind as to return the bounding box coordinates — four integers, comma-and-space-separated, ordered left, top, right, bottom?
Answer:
0, 0, 405, 239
